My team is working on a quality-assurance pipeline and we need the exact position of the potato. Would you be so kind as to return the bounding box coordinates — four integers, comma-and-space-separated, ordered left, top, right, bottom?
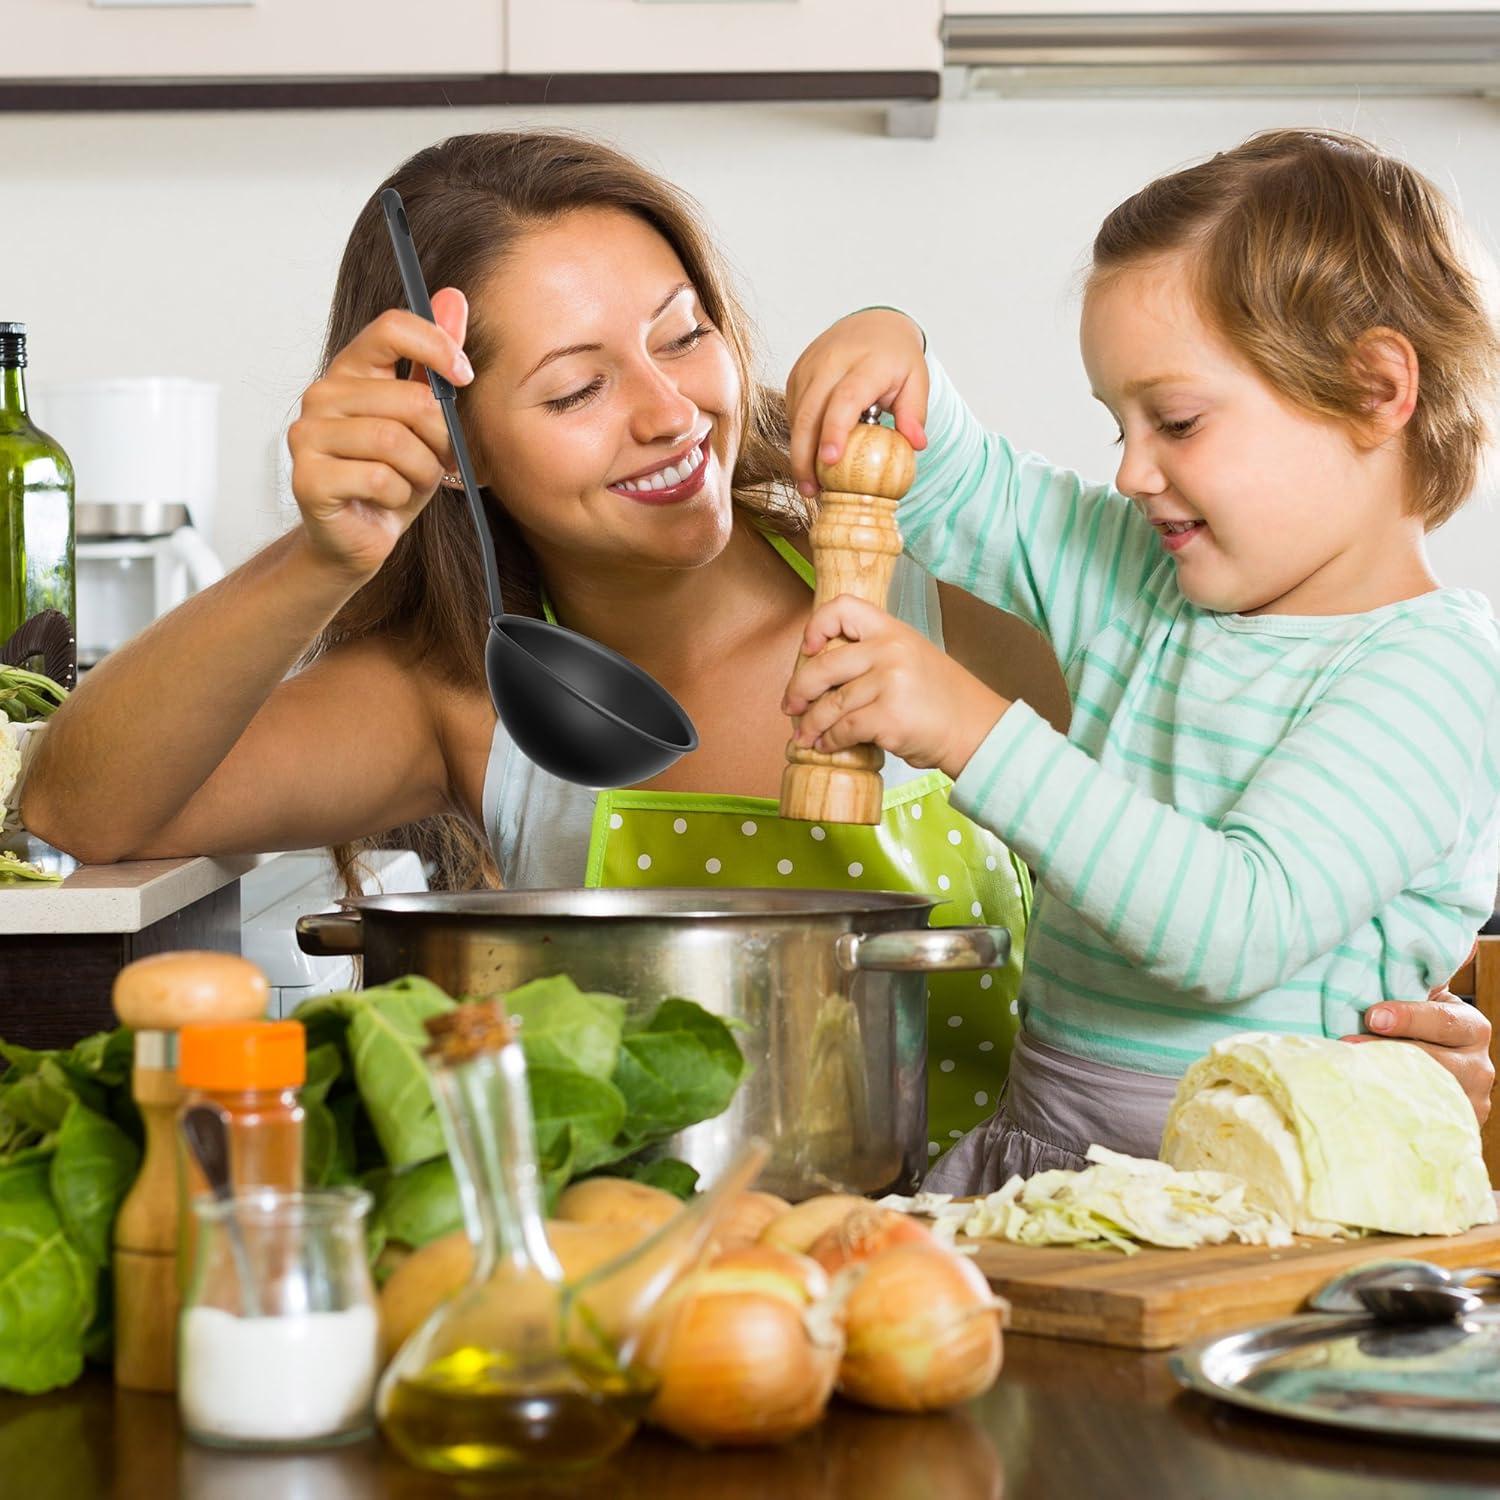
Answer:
759, 1195, 868, 1256
708, 1190, 793, 1255
554, 1176, 683, 1231
377, 1218, 653, 1362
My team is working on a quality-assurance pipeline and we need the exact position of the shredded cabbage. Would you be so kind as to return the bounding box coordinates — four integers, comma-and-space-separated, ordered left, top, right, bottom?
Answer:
881, 1145, 1293, 1255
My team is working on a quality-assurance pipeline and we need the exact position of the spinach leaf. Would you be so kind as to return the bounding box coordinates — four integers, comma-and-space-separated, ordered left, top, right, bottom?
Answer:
0, 1159, 95, 1394
49, 1101, 139, 1267
609, 999, 743, 1155
370, 1157, 463, 1253
508, 976, 625, 1081
528, 1066, 627, 1177
301, 1042, 344, 1187
344, 978, 455, 1167
611, 1157, 700, 1199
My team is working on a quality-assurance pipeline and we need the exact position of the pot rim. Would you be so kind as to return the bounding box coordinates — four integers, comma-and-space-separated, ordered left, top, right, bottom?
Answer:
339, 887, 939, 921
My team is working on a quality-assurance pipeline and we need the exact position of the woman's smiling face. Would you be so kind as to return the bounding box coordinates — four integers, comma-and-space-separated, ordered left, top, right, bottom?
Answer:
462, 205, 743, 576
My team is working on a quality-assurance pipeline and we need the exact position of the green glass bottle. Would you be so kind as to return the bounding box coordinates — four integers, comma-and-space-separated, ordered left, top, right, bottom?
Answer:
0, 323, 76, 683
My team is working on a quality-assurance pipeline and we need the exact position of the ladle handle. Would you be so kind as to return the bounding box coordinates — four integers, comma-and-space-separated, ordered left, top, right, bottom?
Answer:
380, 187, 507, 623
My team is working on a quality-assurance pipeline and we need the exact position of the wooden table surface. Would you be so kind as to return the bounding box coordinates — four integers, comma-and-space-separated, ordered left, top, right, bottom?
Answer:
4, 1331, 1498, 1500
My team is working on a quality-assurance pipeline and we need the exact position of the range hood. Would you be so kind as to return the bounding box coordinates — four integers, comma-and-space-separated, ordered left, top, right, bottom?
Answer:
943, 10, 1500, 95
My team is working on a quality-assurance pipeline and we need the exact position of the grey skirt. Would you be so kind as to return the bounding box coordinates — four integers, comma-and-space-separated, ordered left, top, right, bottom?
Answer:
922, 1029, 1182, 1196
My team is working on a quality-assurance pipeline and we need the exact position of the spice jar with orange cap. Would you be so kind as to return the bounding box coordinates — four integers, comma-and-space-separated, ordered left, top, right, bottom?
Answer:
178, 1021, 307, 1199
111, 950, 270, 1394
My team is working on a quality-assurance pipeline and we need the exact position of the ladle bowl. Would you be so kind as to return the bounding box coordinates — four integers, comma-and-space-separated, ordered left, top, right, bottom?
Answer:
487, 615, 697, 787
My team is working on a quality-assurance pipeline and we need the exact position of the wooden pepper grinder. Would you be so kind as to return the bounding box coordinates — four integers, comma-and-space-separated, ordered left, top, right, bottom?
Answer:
111, 951, 269, 1392
780, 406, 916, 825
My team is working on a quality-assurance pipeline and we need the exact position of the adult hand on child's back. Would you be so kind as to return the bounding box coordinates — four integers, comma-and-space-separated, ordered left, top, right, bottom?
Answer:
1343, 990, 1494, 1124
786, 308, 929, 498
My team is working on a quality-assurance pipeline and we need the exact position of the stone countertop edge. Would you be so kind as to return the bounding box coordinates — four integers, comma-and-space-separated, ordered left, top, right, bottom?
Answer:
0, 854, 266, 936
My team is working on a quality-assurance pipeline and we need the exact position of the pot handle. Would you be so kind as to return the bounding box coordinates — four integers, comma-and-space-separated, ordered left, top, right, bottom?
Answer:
295, 910, 365, 957
837, 925, 1011, 974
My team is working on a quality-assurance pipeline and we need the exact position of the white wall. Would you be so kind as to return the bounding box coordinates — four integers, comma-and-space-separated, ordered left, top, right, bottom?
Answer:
5, 93, 1499, 605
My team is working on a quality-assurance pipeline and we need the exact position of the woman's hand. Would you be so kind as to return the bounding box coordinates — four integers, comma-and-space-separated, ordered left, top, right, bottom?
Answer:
1343, 990, 1495, 1124
786, 309, 929, 498
288, 289, 474, 583
781, 594, 1008, 779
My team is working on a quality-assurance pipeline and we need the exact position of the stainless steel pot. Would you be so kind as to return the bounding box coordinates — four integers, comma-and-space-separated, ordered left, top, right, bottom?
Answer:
296, 888, 1009, 1201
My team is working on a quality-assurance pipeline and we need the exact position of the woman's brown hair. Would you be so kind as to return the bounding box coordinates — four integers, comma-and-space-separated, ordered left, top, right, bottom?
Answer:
1090, 127, 1500, 527
303, 130, 801, 894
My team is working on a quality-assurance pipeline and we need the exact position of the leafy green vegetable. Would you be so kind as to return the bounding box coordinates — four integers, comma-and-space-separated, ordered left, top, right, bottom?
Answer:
49, 1102, 139, 1267
371, 1158, 465, 1252
528, 1066, 628, 1180
0, 1159, 96, 1394
506, 976, 624, 1081
345, 977, 456, 1168
300, 1042, 347, 1188
291, 975, 745, 1261
611, 1157, 700, 1199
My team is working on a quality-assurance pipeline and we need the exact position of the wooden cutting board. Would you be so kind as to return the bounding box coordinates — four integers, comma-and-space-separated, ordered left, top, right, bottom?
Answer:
968, 1211, 1500, 1350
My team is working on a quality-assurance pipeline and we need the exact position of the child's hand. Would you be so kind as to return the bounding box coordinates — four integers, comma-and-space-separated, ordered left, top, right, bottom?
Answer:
786, 309, 929, 499
780, 595, 1009, 780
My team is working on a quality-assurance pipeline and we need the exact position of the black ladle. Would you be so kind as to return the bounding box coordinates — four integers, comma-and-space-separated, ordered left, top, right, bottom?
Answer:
380, 189, 699, 787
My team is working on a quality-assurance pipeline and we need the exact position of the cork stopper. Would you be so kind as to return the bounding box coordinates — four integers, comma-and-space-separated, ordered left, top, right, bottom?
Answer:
424, 999, 513, 1065
111, 951, 269, 1032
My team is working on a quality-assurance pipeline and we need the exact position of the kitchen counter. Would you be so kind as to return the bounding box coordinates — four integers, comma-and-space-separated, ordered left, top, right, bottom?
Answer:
2, 1332, 1490, 1500
0, 840, 260, 1047
0, 848, 259, 935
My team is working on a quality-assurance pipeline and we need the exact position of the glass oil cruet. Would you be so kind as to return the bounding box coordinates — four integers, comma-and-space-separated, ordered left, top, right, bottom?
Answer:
376, 999, 766, 1477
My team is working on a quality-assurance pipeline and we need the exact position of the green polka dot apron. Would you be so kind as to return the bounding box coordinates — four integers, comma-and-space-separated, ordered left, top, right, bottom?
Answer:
482, 531, 1030, 1154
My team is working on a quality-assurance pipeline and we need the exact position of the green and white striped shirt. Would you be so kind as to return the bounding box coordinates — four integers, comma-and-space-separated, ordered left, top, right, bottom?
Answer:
904, 357, 1500, 1075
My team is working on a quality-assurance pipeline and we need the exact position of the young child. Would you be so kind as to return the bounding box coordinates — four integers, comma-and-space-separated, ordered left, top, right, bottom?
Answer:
780, 128, 1500, 1193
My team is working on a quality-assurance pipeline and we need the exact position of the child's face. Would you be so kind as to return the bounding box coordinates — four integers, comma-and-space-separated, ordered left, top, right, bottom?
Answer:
1081, 254, 1386, 615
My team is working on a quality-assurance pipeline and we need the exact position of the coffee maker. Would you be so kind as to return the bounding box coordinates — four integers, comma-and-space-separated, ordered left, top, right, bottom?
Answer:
33, 378, 226, 669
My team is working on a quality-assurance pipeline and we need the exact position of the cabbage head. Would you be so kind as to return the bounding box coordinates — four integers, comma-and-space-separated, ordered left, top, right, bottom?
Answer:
1161, 1032, 1496, 1237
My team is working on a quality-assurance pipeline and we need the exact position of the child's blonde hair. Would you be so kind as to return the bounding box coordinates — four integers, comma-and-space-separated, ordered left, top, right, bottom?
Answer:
1090, 128, 1500, 528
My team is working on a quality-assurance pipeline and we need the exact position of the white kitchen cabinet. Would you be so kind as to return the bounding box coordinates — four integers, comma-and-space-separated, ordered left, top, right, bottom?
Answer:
507, 0, 942, 76
5, 0, 504, 80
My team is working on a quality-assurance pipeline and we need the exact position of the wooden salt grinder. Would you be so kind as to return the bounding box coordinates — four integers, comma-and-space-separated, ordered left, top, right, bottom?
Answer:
111, 951, 269, 1393
780, 407, 916, 825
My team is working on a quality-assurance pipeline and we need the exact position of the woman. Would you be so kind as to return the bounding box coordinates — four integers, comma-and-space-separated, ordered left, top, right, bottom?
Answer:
22, 131, 1491, 1136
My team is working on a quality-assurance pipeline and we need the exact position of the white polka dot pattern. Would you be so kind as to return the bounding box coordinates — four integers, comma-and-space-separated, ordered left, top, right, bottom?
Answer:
588, 773, 1025, 1151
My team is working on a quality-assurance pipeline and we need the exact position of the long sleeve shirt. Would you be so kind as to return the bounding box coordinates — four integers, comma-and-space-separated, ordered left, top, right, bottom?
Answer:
903, 357, 1500, 1074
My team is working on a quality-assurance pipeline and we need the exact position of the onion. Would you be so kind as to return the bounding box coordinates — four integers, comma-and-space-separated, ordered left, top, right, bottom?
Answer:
807, 1206, 935, 1275
637, 1245, 843, 1447
709, 1190, 793, 1254
836, 1245, 1006, 1412
759, 1194, 867, 1256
